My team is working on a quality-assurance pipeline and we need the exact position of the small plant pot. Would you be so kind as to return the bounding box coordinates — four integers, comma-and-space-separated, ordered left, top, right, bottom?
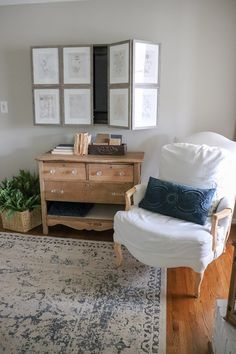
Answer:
1, 207, 42, 233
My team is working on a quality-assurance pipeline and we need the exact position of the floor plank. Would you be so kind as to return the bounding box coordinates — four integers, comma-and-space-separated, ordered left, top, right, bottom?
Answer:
0, 220, 235, 354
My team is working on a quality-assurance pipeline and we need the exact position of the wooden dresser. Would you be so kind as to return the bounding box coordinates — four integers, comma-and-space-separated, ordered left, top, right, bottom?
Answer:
36, 152, 144, 234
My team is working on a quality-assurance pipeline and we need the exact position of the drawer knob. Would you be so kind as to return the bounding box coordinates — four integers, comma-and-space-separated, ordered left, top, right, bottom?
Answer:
71, 169, 77, 175
50, 189, 56, 193
60, 189, 64, 194
119, 171, 125, 176
96, 171, 102, 176
50, 169, 56, 174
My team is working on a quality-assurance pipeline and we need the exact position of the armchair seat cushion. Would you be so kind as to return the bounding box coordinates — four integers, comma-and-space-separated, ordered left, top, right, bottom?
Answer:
114, 206, 225, 273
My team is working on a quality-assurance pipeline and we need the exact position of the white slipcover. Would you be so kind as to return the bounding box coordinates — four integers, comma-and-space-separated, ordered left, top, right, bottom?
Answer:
113, 132, 236, 273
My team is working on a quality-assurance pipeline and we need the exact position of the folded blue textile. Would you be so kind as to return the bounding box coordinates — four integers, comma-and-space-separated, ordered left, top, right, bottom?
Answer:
48, 202, 94, 217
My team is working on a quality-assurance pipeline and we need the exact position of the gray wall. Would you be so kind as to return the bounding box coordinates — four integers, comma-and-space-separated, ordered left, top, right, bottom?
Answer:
0, 0, 236, 182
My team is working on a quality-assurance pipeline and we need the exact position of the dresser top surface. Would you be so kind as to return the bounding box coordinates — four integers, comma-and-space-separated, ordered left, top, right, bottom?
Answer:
36, 152, 145, 163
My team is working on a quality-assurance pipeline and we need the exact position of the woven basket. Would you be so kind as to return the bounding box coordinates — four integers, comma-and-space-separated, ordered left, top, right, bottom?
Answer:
1, 207, 42, 233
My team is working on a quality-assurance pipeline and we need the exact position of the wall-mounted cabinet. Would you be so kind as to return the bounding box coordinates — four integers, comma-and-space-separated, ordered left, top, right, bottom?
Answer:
31, 39, 160, 130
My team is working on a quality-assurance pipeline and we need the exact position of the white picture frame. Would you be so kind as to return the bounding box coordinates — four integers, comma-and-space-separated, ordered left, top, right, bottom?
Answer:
32, 48, 59, 85
134, 41, 159, 84
109, 42, 129, 84
133, 88, 157, 129
64, 88, 92, 125
34, 89, 60, 125
63, 47, 91, 84
109, 88, 129, 127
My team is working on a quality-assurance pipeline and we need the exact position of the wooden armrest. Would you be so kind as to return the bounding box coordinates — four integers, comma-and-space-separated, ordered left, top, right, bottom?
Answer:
125, 186, 137, 211
211, 208, 232, 252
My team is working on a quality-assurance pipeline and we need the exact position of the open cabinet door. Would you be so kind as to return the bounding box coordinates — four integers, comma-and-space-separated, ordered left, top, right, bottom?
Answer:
62, 45, 93, 126
132, 40, 160, 130
108, 40, 131, 128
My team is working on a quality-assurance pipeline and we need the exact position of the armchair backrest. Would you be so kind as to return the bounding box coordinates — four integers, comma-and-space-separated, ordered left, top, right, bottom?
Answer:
159, 140, 234, 214
177, 131, 236, 198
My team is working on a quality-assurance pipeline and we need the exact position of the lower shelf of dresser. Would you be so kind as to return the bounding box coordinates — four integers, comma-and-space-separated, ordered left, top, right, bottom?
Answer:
46, 204, 125, 232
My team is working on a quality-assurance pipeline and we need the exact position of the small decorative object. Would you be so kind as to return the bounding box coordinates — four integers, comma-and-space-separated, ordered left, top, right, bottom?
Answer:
225, 241, 236, 327
74, 132, 91, 155
109, 138, 121, 145
0, 170, 41, 232
95, 133, 110, 144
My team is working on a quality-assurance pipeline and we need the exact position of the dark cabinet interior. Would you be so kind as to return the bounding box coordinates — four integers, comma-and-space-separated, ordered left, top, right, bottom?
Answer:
93, 46, 108, 125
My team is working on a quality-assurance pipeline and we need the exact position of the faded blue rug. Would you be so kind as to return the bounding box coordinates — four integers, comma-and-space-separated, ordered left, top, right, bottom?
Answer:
0, 232, 166, 354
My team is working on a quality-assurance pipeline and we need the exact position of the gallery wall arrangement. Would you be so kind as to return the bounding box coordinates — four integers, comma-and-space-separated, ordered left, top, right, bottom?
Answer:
31, 40, 160, 130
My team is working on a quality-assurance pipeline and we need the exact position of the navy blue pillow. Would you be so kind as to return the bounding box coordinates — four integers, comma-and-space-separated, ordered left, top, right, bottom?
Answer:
139, 177, 216, 225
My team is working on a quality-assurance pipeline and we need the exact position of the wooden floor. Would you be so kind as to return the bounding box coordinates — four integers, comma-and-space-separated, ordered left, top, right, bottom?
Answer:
0, 221, 235, 354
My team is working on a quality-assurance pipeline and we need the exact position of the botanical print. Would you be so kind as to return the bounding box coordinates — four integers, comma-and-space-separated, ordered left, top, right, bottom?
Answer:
32, 48, 59, 84
38, 53, 56, 81
68, 52, 88, 80
113, 50, 126, 78
135, 42, 159, 84
113, 94, 126, 120
144, 49, 157, 77
134, 88, 157, 128
34, 89, 60, 124
63, 47, 91, 84
39, 94, 56, 119
110, 89, 129, 127
110, 43, 129, 84
64, 89, 91, 124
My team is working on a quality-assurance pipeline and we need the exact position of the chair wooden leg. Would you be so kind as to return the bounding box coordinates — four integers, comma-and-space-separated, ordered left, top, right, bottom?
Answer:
223, 225, 231, 253
194, 271, 204, 298
114, 242, 123, 267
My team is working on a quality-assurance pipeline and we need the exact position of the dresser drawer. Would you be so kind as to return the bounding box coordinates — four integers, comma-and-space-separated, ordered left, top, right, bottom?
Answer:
44, 181, 133, 204
43, 162, 86, 181
88, 164, 133, 182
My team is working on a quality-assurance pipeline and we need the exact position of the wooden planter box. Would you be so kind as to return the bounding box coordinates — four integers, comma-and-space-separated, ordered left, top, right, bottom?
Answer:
1, 207, 42, 233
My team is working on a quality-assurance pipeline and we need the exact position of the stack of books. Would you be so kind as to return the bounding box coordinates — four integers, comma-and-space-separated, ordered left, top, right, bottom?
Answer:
51, 144, 74, 155
74, 132, 91, 155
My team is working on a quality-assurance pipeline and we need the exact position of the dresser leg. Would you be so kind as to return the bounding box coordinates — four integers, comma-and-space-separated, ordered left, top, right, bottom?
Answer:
43, 224, 49, 235
114, 242, 123, 267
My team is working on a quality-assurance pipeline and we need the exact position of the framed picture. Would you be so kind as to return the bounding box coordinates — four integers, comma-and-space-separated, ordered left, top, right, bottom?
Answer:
133, 88, 157, 129
63, 47, 91, 84
32, 47, 59, 85
34, 89, 60, 125
64, 88, 92, 125
109, 88, 129, 127
109, 42, 129, 84
134, 41, 159, 84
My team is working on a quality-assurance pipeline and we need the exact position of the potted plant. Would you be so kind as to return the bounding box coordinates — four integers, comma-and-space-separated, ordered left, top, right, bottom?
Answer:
0, 170, 41, 232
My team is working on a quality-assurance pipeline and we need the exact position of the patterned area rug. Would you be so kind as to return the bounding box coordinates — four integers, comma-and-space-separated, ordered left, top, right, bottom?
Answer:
0, 232, 166, 354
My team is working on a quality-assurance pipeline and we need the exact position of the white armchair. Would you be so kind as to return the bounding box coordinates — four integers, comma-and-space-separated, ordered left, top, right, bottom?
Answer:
113, 132, 236, 298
